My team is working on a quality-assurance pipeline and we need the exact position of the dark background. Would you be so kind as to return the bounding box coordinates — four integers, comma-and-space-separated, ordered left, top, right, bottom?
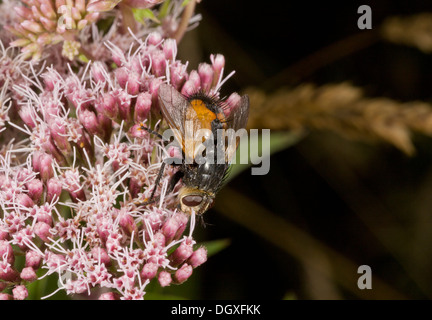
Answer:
166, 0, 432, 299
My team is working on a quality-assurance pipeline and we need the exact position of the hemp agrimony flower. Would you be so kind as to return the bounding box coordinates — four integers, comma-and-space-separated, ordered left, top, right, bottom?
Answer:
0, 0, 242, 300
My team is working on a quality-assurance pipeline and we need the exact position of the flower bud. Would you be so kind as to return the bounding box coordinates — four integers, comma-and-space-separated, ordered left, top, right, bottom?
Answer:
47, 178, 62, 203
0, 240, 14, 265
17, 194, 34, 209
169, 239, 193, 266
158, 270, 172, 287
39, 153, 54, 181
210, 54, 225, 83
147, 32, 162, 46
20, 267, 37, 282
134, 92, 152, 122
101, 92, 118, 119
188, 247, 207, 268
91, 61, 108, 84
99, 292, 119, 300
198, 63, 214, 93
26, 178, 43, 202
163, 38, 177, 61
25, 250, 42, 269
34, 222, 51, 242
115, 67, 129, 89
91, 247, 111, 265
0, 293, 12, 300
119, 211, 138, 236
140, 262, 158, 280
126, 71, 141, 95
174, 263, 193, 284
12, 285, 28, 300
151, 51, 166, 78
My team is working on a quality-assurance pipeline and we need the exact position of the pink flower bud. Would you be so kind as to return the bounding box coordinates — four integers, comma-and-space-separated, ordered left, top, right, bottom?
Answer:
126, 71, 141, 95
140, 262, 158, 280
147, 32, 162, 46
115, 90, 132, 121
17, 194, 34, 209
134, 92, 152, 122
26, 178, 43, 202
174, 263, 193, 284
39, 16, 57, 31
25, 250, 42, 268
18, 105, 36, 128
198, 63, 214, 93
151, 51, 167, 78
153, 232, 166, 247
0, 265, 18, 282
0, 240, 14, 265
20, 267, 37, 282
91, 61, 108, 83
115, 67, 129, 89
40, 6, 56, 20
87, 0, 119, 12
47, 177, 62, 203
50, 119, 71, 153
32, 151, 43, 173
0, 293, 12, 300
158, 270, 172, 287
149, 78, 162, 104
170, 62, 187, 90
119, 211, 138, 236
224, 92, 242, 117
14, 6, 33, 19
174, 213, 189, 239
169, 240, 193, 266
161, 217, 180, 243
101, 92, 118, 119
79, 109, 100, 135
91, 247, 111, 265
189, 70, 201, 88
21, 20, 44, 34
181, 80, 198, 96
163, 39, 177, 61
188, 247, 207, 268
12, 285, 28, 300
39, 153, 53, 181
99, 292, 119, 300
0, 230, 8, 241
34, 222, 51, 242
210, 54, 225, 80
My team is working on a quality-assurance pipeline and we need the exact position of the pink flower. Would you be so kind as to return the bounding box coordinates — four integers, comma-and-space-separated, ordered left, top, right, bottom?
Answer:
0, 26, 240, 299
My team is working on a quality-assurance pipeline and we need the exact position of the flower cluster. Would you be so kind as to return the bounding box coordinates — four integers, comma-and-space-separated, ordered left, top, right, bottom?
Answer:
0, 0, 238, 299
2, 0, 199, 61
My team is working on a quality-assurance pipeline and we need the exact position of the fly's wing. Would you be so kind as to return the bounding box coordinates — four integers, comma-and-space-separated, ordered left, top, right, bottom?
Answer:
224, 94, 250, 163
158, 84, 189, 152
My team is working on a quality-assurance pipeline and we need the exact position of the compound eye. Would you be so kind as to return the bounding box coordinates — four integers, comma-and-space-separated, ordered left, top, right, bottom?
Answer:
182, 195, 203, 207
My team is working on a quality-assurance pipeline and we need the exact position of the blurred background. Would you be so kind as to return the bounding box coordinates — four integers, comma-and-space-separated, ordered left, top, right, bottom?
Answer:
156, 0, 432, 299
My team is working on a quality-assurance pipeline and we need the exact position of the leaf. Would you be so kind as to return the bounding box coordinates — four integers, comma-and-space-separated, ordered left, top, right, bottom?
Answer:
200, 238, 231, 257
132, 8, 160, 25
158, 0, 171, 19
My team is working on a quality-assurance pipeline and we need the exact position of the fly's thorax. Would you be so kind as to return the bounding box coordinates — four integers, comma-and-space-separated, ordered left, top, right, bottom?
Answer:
178, 186, 215, 215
